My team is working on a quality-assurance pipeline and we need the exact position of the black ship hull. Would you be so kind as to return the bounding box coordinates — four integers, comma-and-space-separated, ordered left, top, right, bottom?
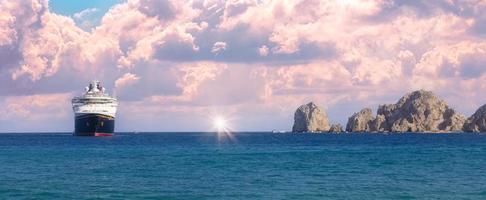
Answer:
74, 114, 115, 136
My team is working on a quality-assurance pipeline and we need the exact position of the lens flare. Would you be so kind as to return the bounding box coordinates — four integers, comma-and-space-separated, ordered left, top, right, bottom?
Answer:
211, 115, 236, 142
214, 117, 227, 131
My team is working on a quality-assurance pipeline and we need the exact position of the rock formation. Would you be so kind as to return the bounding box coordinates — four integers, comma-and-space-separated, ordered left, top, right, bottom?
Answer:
346, 108, 374, 132
292, 102, 330, 132
463, 104, 486, 132
378, 90, 465, 132
345, 90, 466, 133
329, 124, 343, 133
369, 114, 387, 132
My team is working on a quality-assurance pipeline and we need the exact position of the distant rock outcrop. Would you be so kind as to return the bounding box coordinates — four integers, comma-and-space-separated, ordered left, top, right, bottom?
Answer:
329, 124, 343, 133
463, 104, 486, 132
378, 90, 465, 132
346, 108, 374, 132
369, 114, 387, 132
345, 90, 466, 133
292, 102, 330, 132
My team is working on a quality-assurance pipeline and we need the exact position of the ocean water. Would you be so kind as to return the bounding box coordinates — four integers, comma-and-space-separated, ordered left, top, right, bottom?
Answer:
1, 132, 486, 199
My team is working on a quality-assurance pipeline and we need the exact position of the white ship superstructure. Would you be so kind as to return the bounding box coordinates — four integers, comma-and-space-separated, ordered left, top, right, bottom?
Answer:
72, 81, 117, 118
71, 81, 118, 136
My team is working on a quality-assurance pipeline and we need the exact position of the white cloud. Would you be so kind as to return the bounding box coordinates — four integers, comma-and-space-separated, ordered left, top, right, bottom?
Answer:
2, 0, 486, 131
115, 73, 140, 90
73, 8, 99, 20
258, 45, 269, 56
211, 41, 227, 54
72, 7, 101, 30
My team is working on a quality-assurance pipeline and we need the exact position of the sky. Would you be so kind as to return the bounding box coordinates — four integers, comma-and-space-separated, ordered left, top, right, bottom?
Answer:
0, 0, 485, 132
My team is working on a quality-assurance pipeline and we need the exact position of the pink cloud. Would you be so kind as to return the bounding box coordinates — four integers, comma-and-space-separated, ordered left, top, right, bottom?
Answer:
171, 61, 227, 102
0, 12, 16, 45
0, 93, 72, 120
95, 0, 205, 68
258, 45, 269, 56
0, 0, 92, 82
1, 0, 486, 131
211, 41, 227, 54
115, 72, 140, 90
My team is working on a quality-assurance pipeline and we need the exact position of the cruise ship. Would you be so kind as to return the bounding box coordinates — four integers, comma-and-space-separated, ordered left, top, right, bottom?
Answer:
72, 81, 118, 136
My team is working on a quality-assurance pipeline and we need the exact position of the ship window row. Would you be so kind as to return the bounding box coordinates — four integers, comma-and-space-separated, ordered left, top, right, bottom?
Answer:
79, 110, 110, 112
73, 101, 116, 104
73, 99, 114, 101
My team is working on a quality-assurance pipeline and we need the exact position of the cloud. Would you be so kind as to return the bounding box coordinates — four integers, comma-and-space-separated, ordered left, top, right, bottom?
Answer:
73, 8, 99, 20
0, 0, 91, 82
0, 93, 72, 120
72, 7, 99, 30
1, 0, 486, 131
115, 72, 140, 90
413, 41, 486, 82
258, 45, 269, 56
0, 12, 16, 46
94, 0, 204, 68
211, 41, 226, 54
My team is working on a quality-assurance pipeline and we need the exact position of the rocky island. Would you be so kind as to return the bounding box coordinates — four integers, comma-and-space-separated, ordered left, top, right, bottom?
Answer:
292, 102, 330, 132
346, 90, 466, 132
463, 104, 486, 132
291, 102, 344, 133
292, 90, 485, 133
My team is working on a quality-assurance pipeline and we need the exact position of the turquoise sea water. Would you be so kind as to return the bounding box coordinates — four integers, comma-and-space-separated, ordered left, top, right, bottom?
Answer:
1, 132, 486, 199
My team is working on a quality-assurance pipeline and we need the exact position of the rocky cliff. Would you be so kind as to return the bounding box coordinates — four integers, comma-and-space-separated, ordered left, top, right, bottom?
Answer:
329, 123, 343, 133
346, 108, 374, 132
292, 102, 330, 132
345, 90, 466, 132
463, 104, 486, 132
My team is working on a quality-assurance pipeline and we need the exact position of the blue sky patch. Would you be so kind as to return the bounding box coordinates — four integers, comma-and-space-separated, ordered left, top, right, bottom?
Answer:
49, 0, 123, 29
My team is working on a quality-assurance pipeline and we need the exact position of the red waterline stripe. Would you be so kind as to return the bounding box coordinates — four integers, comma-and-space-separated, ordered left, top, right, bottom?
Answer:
94, 133, 113, 137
